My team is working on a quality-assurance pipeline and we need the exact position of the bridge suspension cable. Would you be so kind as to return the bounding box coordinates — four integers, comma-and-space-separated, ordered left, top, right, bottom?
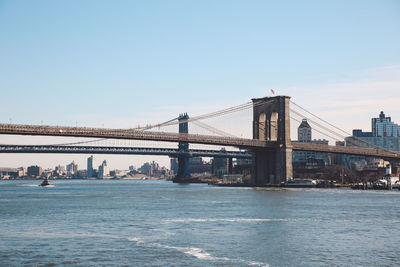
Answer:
290, 100, 398, 156
192, 121, 237, 138
45, 116, 182, 146
130, 98, 275, 131
42, 99, 275, 146
290, 109, 347, 140
289, 115, 344, 143
291, 107, 375, 148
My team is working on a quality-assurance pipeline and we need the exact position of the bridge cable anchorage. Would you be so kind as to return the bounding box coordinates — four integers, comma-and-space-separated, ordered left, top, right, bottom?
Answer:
290, 101, 398, 156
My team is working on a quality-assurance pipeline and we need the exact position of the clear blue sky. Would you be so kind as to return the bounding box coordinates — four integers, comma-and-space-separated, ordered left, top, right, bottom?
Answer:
0, 0, 399, 169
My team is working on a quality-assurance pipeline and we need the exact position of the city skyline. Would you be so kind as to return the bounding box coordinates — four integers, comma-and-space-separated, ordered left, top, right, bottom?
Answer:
2, 2, 400, 266
0, 0, 399, 168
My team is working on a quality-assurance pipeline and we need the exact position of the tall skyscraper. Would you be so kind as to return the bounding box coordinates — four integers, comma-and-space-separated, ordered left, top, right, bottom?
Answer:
97, 160, 109, 179
87, 156, 94, 178
170, 158, 178, 175
66, 161, 78, 177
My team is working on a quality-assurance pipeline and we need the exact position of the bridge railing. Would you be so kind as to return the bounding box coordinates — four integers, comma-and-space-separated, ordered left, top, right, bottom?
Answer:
0, 123, 270, 148
2, 123, 399, 159
0, 144, 252, 158
292, 142, 400, 159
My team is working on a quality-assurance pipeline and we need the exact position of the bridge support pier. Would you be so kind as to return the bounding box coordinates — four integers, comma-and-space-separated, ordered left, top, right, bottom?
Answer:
174, 113, 191, 182
176, 156, 190, 179
251, 96, 293, 185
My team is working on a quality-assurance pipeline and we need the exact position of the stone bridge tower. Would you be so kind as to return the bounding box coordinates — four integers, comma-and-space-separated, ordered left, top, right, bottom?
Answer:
175, 113, 190, 181
252, 96, 293, 185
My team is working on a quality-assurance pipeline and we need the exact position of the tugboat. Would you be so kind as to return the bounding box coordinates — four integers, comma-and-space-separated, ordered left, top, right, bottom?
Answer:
39, 177, 51, 187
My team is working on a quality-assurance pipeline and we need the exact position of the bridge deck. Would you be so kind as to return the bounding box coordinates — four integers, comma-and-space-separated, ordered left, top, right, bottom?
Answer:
0, 144, 252, 158
292, 142, 400, 160
0, 123, 272, 148
0, 123, 399, 159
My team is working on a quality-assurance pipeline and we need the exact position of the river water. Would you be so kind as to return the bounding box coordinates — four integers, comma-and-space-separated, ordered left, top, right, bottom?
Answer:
0, 179, 399, 266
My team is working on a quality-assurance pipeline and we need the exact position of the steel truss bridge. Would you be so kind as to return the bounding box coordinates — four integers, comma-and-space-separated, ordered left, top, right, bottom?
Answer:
0, 144, 251, 158
0, 123, 399, 160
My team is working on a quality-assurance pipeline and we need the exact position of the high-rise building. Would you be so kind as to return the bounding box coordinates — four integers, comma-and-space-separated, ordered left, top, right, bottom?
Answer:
170, 158, 178, 175
298, 119, 311, 142
98, 160, 109, 179
66, 161, 78, 177
346, 111, 400, 151
54, 165, 65, 176
372, 111, 400, 137
87, 155, 94, 178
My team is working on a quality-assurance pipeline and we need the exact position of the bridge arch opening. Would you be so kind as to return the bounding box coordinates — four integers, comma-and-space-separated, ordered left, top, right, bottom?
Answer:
258, 113, 266, 140
268, 112, 278, 141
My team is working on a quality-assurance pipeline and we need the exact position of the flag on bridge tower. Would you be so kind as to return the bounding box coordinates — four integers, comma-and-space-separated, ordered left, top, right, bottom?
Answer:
270, 89, 275, 95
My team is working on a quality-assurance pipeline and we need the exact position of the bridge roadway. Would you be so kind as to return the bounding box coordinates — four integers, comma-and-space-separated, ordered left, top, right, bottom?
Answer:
0, 123, 270, 149
0, 123, 399, 160
291, 142, 400, 160
0, 144, 252, 158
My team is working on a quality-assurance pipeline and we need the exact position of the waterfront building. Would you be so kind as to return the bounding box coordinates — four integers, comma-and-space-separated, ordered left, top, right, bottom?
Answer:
0, 167, 23, 179
66, 161, 78, 177
372, 111, 400, 137
189, 157, 212, 174
170, 158, 178, 175
138, 162, 151, 175
137, 161, 166, 177
27, 165, 43, 177
292, 119, 330, 165
98, 160, 109, 179
150, 161, 160, 176
212, 154, 229, 178
76, 170, 87, 179
234, 157, 252, 177
346, 111, 400, 151
54, 165, 66, 176
87, 155, 95, 178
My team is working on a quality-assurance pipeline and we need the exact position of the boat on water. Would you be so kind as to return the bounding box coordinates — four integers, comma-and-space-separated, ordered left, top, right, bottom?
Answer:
39, 177, 51, 187
282, 178, 317, 188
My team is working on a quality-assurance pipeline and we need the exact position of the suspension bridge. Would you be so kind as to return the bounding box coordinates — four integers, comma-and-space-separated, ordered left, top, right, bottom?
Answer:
1, 95, 399, 185
0, 144, 251, 158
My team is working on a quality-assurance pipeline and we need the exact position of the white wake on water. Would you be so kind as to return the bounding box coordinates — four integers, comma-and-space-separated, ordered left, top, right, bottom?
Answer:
127, 236, 269, 266
163, 218, 290, 223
